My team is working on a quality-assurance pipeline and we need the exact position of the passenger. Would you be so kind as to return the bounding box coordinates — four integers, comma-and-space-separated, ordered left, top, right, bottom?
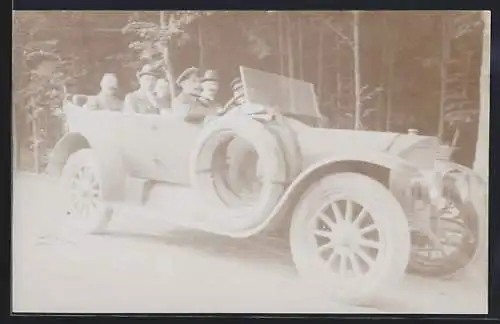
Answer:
199, 69, 221, 111
231, 77, 247, 106
154, 78, 172, 114
123, 64, 161, 114
172, 67, 210, 123
84, 73, 123, 111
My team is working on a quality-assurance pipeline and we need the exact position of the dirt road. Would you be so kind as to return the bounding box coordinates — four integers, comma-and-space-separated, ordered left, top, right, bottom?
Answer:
12, 173, 488, 314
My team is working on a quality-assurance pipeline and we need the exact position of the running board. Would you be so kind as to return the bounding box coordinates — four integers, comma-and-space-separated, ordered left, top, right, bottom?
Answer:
108, 201, 251, 238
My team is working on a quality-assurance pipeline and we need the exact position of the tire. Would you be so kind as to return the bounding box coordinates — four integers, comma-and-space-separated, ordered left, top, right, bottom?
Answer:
59, 149, 113, 236
407, 171, 482, 278
289, 172, 411, 306
190, 116, 286, 208
265, 116, 303, 182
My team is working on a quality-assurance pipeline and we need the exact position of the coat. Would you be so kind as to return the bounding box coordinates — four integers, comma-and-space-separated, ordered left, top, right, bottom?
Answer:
123, 90, 160, 114
85, 91, 123, 111
172, 92, 212, 122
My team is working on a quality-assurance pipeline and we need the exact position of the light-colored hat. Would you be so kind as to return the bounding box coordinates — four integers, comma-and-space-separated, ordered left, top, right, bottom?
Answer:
136, 64, 161, 79
176, 67, 200, 86
100, 73, 118, 89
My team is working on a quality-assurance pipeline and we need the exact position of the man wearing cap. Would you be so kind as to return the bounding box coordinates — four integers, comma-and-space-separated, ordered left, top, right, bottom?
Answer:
172, 67, 210, 123
199, 69, 222, 111
85, 73, 123, 111
123, 64, 161, 114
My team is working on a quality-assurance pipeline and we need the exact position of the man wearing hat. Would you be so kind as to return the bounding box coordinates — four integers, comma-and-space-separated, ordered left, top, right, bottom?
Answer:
123, 64, 162, 114
199, 69, 221, 111
172, 67, 210, 122
85, 73, 123, 111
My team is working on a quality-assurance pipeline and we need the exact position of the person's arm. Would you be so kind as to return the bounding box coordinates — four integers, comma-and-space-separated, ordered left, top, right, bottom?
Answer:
83, 96, 99, 110
172, 98, 206, 122
122, 94, 136, 114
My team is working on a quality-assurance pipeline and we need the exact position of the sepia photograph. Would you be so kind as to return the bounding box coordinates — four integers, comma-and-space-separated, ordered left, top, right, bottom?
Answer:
12, 10, 490, 314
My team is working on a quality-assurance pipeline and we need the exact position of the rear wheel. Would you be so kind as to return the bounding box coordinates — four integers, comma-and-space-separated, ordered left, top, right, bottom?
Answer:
290, 172, 410, 305
59, 149, 113, 235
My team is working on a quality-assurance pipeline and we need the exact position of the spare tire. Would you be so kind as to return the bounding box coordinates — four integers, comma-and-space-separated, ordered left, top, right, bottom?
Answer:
190, 114, 291, 230
225, 115, 302, 203
265, 115, 303, 181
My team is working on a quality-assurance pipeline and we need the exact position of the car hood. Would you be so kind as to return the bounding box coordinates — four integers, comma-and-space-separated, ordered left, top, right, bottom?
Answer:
285, 118, 440, 170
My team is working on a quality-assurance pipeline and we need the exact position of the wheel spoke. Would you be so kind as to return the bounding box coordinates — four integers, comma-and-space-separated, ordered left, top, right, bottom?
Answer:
352, 207, 368, 226
314, 229, 333, 238
331, 202, 344, 224
345, 200, 354, 223
318, 241, 334, 254
327, 249, 340, 265
317, 211, 337, 231
339, 251, 348, 277
359, 238, 381, 250
359, 223, 377, 235
356, 248, 375, 267
348, 252, 363, 276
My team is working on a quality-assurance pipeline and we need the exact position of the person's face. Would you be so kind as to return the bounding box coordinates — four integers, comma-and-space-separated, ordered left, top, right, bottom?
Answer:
202, 80, 219, 97
139, 74, 157, 91
155, 81, 170, 97
101, 78, 118, 95
181, 75, 202, 95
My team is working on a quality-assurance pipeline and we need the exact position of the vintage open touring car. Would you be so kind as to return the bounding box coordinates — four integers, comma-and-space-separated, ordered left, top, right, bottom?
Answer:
47, 66, 487, 305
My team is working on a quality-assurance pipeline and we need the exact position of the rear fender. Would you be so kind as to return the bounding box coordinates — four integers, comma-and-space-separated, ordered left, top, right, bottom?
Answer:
46, 132, 127, 202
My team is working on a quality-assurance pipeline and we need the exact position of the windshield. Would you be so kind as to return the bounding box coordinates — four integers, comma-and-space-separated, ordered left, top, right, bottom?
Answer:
239, 66, 322, 121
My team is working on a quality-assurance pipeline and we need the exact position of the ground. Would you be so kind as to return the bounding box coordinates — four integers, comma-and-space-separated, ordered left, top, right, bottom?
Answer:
12, 172, 488, 314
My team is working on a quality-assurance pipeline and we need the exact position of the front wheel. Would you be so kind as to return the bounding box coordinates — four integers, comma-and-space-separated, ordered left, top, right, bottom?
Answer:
289, 172, 411, 306
59, 149, 113, 236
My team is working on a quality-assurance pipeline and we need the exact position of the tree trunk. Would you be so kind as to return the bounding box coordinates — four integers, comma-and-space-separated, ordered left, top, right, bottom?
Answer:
285, 13, 295, 109
160, 12, 177, 104
277, 13, 285, 76
385, 33, 395, 132
31, 117, 40, 173
197, 20, 205, 69
335, 33, 342, 121
438, 15, 451, 140
298, 16, 304, 80
316, 25, 324, 99
473, 11, 490, 182
286, 13, 294, 79
353, 11, 362, 130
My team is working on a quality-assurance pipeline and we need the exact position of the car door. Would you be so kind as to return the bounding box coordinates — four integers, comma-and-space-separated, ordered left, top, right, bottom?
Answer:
120, 112, 161, 180
140, 111, 204, 185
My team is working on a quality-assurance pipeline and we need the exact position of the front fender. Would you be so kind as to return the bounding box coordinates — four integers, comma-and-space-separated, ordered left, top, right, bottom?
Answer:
244, 150, 425, 236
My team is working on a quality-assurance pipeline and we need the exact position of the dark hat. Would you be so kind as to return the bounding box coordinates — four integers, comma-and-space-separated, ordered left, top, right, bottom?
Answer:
137, 64, 162, 79
201, 70, 219, 82
176, 67, 200, 86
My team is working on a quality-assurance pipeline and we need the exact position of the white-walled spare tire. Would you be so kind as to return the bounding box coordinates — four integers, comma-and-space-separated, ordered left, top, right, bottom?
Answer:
264, 116, 303, 181
190, 115, 288, 229
290, 172, 411, 306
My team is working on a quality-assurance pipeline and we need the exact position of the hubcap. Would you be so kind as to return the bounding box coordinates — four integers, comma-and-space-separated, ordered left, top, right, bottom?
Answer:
311, 198, 381, 281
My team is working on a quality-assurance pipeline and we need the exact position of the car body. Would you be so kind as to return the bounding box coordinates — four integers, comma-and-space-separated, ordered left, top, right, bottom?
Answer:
47, 66, 487, 305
